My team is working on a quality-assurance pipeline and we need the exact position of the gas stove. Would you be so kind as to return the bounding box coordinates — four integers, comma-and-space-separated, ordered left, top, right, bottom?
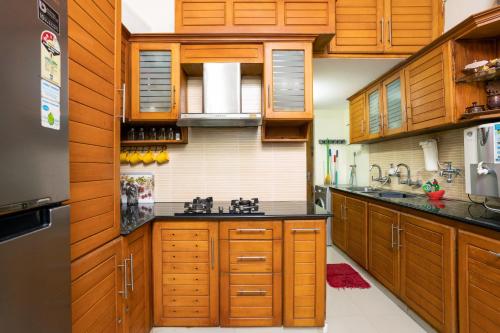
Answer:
175, 197, 264, 216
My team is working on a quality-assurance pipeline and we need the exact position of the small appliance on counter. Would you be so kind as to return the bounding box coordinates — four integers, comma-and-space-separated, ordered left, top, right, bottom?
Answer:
175, 197, 265, 216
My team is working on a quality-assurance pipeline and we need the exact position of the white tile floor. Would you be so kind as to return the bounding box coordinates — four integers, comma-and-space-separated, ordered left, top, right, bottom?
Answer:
152, 247, 433, 333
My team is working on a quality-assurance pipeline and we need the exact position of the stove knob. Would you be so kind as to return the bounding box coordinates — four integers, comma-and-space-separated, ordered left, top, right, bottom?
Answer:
218, 207, 224, 213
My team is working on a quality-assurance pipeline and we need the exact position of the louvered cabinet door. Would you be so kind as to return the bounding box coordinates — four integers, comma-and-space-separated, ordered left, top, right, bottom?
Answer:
345, 197, 368, 269
330, 0, 384, 53
399, 214, 456, 333
366, 84, 383, 140
404, 42, 454, 131
349, 92, 367, 143
332, 192, 347, 251
384, 0, 443, 54
264, 42, 313, 120
458, 231, 500, 333
368, 204, 400, 294
130, 43, 180, 121
283, 220, 326, 327
382, 71, 407, 136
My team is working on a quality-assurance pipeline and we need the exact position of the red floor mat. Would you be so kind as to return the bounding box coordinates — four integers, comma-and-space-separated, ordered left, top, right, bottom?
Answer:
327, 263, 371, 289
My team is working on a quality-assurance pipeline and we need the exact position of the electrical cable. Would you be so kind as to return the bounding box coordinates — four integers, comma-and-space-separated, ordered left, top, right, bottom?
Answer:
467, 193, 484, 205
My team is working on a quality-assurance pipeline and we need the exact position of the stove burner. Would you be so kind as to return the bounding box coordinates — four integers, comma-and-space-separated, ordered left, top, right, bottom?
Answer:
229, 197, 259, 214
183, 197, 213, 214
178, 197, 263, 215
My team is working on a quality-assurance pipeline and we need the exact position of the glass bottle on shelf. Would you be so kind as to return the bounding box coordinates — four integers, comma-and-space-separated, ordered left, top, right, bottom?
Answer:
167, 128, 174, 140
138, 128, 145, 140
127, 128, 135, 140
149, 128, 157, 140
175, 130, 181, 141
159, 128, 166, 140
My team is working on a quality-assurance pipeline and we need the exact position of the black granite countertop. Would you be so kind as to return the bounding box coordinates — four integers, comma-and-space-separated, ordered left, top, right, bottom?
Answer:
330, 186, 500, 232
121, 201, 331, 235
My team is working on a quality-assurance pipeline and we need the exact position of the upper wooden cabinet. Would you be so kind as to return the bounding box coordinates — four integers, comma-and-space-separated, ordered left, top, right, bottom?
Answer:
349, 92, 367, 143
175, 0, 334, 34
264, 42, 313, 120
330, 0, 443, 54
130, 43, 180, 121
404, 42, 453, 131
366, 83, 383, 140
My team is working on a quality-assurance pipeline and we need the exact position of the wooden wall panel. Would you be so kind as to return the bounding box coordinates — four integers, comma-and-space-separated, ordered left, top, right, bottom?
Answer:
68, 0, 121, 261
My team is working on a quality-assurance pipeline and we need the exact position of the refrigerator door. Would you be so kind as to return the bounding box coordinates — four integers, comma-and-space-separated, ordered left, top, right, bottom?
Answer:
0, 205, 71, 333
0, 0, 68, 214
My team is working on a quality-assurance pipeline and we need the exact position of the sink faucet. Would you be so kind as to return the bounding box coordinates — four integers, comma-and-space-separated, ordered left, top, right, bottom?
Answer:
439, 161, 461, 183
370, 164, 391, 185
396, 163, 422, 188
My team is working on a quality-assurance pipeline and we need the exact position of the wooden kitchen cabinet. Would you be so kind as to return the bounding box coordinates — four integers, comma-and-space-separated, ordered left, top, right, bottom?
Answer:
283, 220, 326, 327
366, 83, 383, 140
382, 70, 407, 136
399, 213, 456, 333
264, 42, 313, 120
332, 192, 347, 251
130, 42, 180, 121
330, 0, 443, 54
345, 197, 368, 269
219, 221, 282, 326
458, 230, 500, 333
152, 221, 219, 326
368, 204, 400, 294
404, 42, 454, 131
71, 238, 124, 333
349, 92, 367, 143
122, 224, 152, 333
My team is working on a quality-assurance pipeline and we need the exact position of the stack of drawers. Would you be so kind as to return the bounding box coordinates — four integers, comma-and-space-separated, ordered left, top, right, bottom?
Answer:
154, 222, 218, 327
220, 221, 282, 326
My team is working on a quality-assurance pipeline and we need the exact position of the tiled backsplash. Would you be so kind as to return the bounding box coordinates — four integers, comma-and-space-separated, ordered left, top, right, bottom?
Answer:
121, 127, 307, 202
368, 128, 469, 201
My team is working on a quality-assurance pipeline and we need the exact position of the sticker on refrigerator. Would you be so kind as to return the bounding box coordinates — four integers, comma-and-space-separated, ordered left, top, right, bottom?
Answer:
38, 0, 60, 33
41, 30, 61, 86
41, 79, 60, 130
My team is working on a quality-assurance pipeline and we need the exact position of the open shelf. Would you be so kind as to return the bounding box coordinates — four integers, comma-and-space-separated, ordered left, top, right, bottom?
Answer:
456, 67, 500, 83
261, 120, 310, 143
121, 125, 188, 146
460, 108, 500, 121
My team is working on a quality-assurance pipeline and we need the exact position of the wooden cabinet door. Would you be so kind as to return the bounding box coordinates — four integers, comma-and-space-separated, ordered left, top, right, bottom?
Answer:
384, 0, 443, 54
130, 42, 180, 121
404, 42, 454, 131
366, 84, 383, 140
71, 238, 124, 333
68, 0, 121, 261
153, 221, 218, 327
330, 0, 384, 53
332, 192, 347, 251
219, 221, 282, 326
123, 224, 152, 333
382, 71, 407, 136
349, 92, 367, 143
368, 204, 400, 294
283, 220, 326, 327
345, 197, 368, 269
264, 42, 313, 120
399, 214, 456, 333
458, 231, 500, 333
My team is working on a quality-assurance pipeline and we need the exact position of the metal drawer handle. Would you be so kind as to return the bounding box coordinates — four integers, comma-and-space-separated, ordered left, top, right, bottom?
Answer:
488, 251, 500, 258
237, 290, 267, 296
118, 259, 128, 299
236, 228, 266, 233
237, 256, 267, 261
292, 228, 320, 232
128, 254, 134, 291
391, 224, 397, 249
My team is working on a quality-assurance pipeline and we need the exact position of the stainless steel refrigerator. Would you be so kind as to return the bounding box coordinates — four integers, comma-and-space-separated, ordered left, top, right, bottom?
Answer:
0, 1, 70, 332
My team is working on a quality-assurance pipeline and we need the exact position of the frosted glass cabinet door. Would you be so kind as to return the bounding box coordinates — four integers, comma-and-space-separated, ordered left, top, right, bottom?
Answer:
382, 71, 407, 136
131, 43, 180, 121
264, 42, 313, 120
366, 84, 382, 139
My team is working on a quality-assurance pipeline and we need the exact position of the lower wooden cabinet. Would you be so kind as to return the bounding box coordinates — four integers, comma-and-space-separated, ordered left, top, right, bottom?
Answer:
71, 237, 124, 333
345, 197, 368, 269
122, 224, 152, 333
219, 221, 282, 327
332, 192, 347, 251
152, 221, 219, 326
399, 214, 456, 333
283, 220, 326, 327
458, 230, 500, 333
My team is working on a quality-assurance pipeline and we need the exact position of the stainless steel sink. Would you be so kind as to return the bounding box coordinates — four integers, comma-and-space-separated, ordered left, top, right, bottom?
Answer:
376, 191, 417, 199
348, 186, 382, 193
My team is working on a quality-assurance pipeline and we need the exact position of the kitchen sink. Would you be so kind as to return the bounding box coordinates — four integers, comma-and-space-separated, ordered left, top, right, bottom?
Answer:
376, 191, 417, 199
348, 186, 382, 193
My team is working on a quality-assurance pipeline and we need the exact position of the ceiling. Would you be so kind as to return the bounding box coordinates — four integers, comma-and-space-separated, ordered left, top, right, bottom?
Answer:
313, 58, 403, 111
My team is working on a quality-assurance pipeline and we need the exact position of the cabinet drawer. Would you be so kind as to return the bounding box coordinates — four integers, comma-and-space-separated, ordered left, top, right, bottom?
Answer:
229, 240, 272, 253
230, 285, 272, 296
220, 221, 282, 240
230, 273, 273, 285
163, 295, 209, 307
162, 229, 208, 241
163, 262, 209, 274
164, 306, 209, 318
162, 251, 208, 263
229, 252, 273, 273
163, 284, 209, 296
230, 307, 273, 318
231, 295, 272, 307
162, 240, 208, 252
163, 273, 209, 285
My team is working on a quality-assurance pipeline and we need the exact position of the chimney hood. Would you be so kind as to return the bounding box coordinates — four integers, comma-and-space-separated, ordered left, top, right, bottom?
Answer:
177, 63, 262, 127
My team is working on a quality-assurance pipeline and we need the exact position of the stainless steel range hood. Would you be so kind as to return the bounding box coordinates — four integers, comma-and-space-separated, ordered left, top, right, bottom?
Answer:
177, 63, 262, 127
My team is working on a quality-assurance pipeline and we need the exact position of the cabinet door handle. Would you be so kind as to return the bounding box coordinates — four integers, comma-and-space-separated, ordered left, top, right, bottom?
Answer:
118, 259, 128, 299
391, 224, 396, 249
340, 203, 344, 220
237, 290, 267, 296
121, 83, 126, 123
267, 84, 271, 108
344, 205, 348, 221
292, 228, 320, 232
128, 254, 134, 291
488, 251, 500, 258
237, 256, 267, 261
380, 18, 384, 44
236, 228, 266, 233
211, 238, 215, 270
397, 227, 404, 248
172, 85, 176, 108
388, 19, 392, 45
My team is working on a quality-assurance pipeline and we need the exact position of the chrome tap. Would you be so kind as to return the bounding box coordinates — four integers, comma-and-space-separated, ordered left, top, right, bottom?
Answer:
370, 164, 391, 185
396, 163, 422, 188
439, 161, 461, 183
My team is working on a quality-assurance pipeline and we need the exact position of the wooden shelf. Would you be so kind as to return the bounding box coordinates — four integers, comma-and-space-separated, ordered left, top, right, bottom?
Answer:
460, 108, 500, 120
456, 67, 500, 83
261, 120, 310, 143
121, 139, 187, 146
